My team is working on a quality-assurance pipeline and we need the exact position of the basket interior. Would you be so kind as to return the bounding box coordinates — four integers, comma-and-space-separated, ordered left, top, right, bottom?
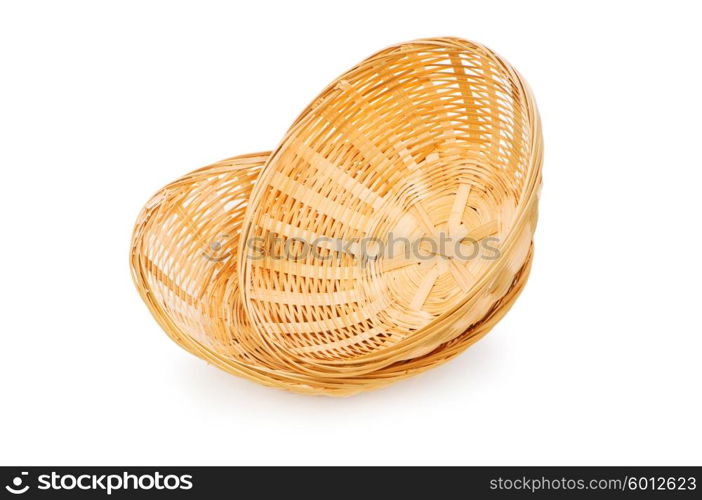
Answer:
132, 156, 266, 362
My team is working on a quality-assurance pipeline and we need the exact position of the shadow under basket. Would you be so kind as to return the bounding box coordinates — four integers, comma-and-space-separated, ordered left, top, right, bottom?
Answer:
130, 37, 543, 396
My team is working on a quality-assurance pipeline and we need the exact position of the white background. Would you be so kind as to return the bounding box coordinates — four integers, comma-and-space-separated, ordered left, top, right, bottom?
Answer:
1, 0, 700, 466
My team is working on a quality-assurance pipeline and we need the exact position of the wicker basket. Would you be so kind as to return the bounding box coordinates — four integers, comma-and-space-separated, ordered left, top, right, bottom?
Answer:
130, 38, 542, 395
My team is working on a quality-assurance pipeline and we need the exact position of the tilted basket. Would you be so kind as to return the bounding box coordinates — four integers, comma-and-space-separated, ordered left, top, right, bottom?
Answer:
130, 38, 543, 395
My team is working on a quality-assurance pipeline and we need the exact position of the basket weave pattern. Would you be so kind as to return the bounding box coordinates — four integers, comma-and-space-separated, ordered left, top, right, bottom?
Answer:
130, 38, 542, 395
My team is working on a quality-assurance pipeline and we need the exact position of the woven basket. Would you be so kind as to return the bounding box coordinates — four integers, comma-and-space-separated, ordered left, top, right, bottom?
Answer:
130, 37, 542, 395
